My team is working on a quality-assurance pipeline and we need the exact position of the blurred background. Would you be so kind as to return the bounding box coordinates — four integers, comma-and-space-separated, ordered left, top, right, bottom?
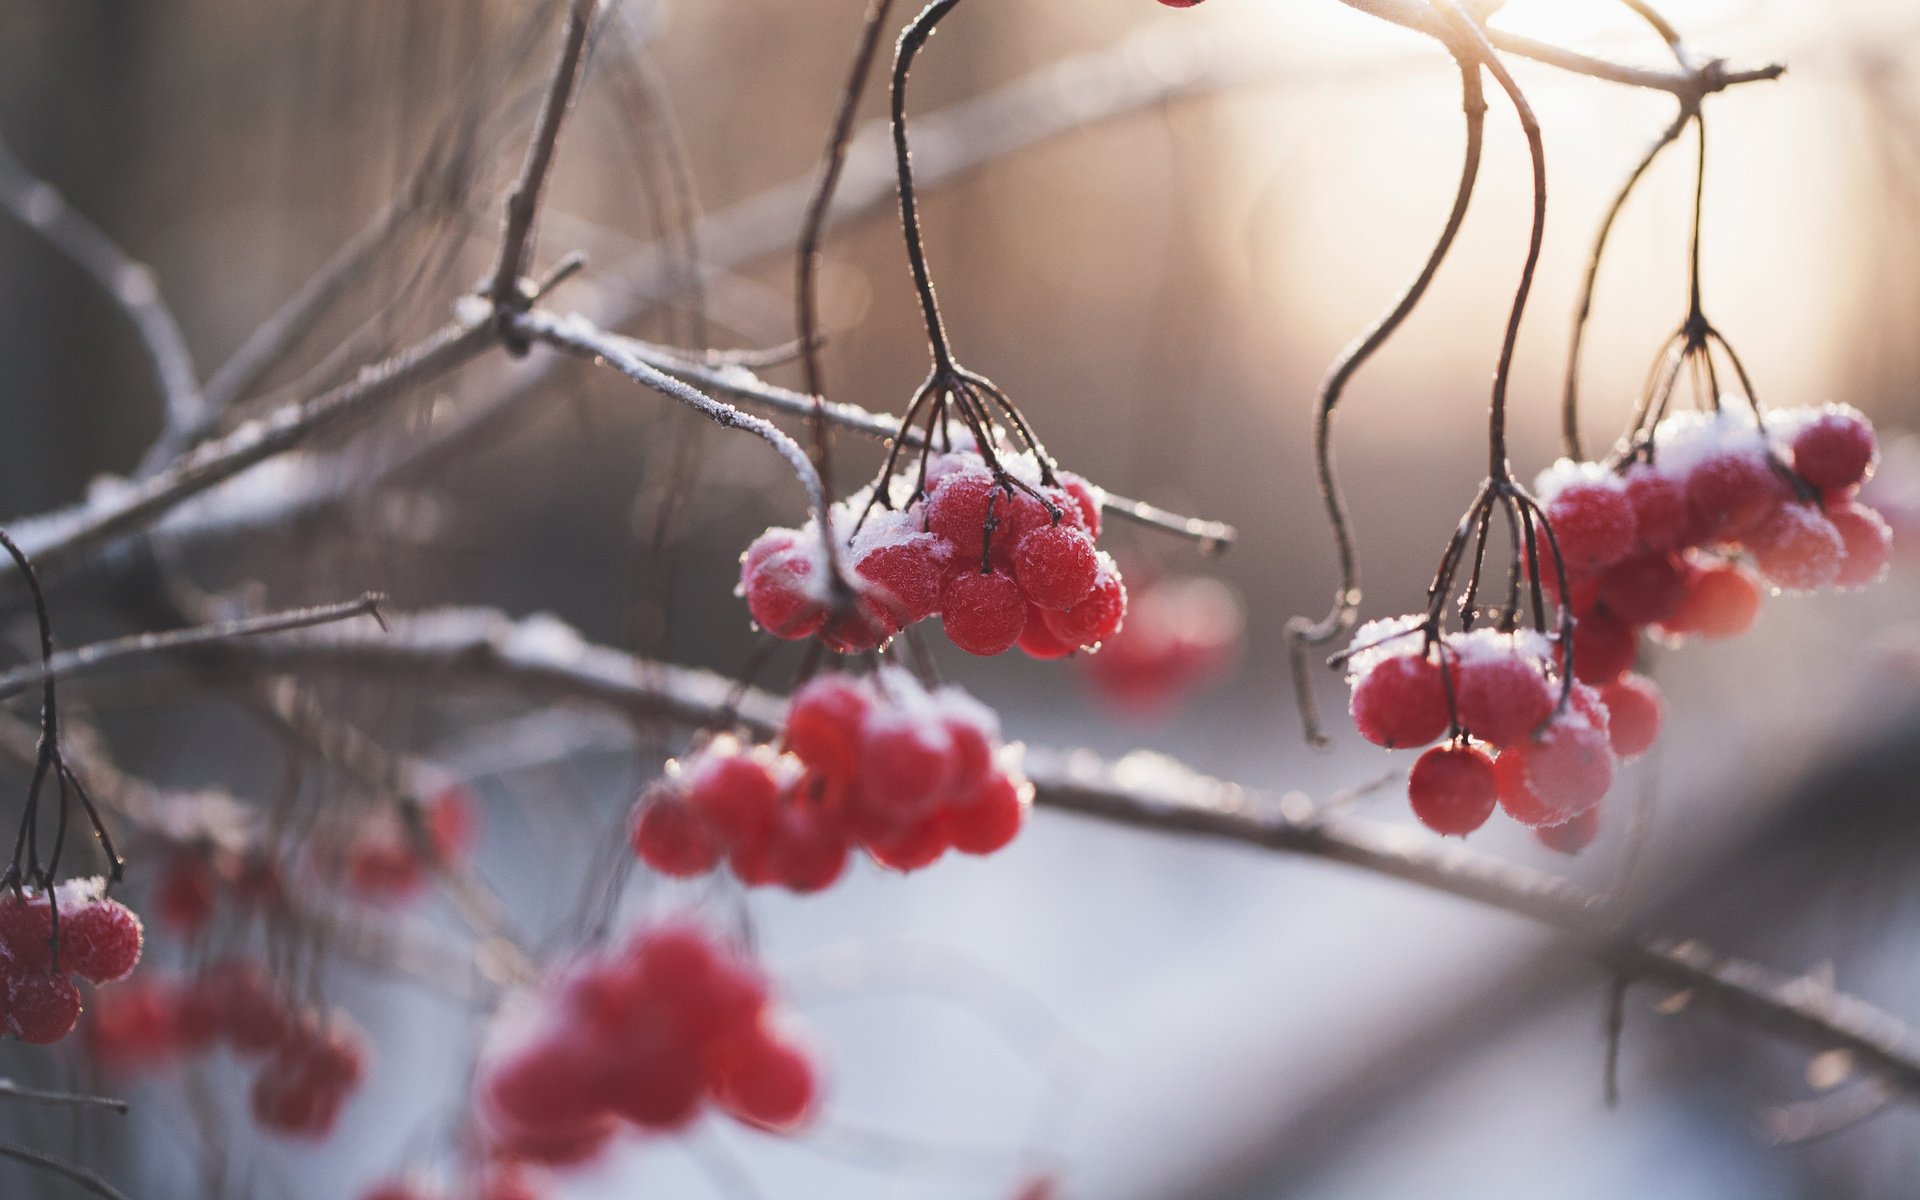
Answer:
2, 0, 1920, 1196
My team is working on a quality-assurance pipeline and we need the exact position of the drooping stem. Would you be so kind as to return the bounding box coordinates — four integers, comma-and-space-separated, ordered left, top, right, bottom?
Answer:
892, 0, 968, 371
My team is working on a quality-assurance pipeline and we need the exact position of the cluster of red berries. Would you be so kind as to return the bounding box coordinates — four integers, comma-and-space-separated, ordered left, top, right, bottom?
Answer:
739, 442, 1126, 658
359, 1166, 548, 1200
333, 780, 479, 900
1536, 405, 1891, 652
632, 669, 1030, 888
0, 881, 142, 1044
1348, 622, 1634, 849
1083, 573, 1244, 716
87, 958, 368, 1137
152, 846, 286, 938
475, 923, 817, 1165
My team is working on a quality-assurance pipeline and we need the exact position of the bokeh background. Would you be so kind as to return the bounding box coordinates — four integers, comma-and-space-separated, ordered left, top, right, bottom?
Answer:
3, 0, 1920, 1197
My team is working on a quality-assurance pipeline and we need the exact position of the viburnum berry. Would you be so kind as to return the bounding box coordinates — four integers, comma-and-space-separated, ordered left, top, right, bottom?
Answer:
8, 971, 82, 1044
1016, 609, 1078, 659
941, 569, 1026, 656
1659, 561, 1762, 639
865, 819, 952, 872
1043, 555, 1127, 649
1685, 449, 1785, 542
684, 746, 783, 847
1533, 804, 1600, 855
631, 787, 722, 878
1545, 480, 1638, 571
712, 1026, 819, 1131
742, 547, 827, 639
855, 538, 945, 628
946, 773, 1028, 855
155, 853, 219, 936
1827, 500, 1893, 589
1012, 523, 1100, 611
1494, 711, 1613, 828
60, 897, 143, 984
249, 1018, 367, 1138
926, 469, 1000, 562
1568, 607, 1637, 686
766, 810, 850, 894
1747, 503, 1844, 592
1451, 640, 1554, 747
1599, 674, 1663, 760
783, 673, 869, 783
1057, 471, 1103, 536
1349, 652, 1449, 750
87, 975, 184, 1075
1789, 407, 1877, 492
1597, 552, 1687, 625
1407, 745, 1497, 836
1624, 469, 1691, 553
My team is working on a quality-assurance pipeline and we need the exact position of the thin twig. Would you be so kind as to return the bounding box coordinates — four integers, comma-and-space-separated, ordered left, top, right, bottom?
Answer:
0, 1079, 128, 1115
230, 606, 1920, 1100
0, 1142, 130, 1200
0, 594, 385, 703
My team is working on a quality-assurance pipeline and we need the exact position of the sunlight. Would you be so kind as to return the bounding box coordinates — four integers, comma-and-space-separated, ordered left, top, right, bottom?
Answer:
1490, 0, 1751, 47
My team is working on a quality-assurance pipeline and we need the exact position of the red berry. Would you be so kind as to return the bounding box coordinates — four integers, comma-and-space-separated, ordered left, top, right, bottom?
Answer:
155, 855, 219, 936
0, 890, 56, 972
926, 470, 999, 563
1057, 472, 1102, 537
1012, 524, 1100, 611
713, 1028, 818, 1131
1790, 409, 1876, 492
865, 817, 951, 872
1599, 674, 1663, 760
685, 751, 782, 848
1452, 649, 1553, 747
1569, 608, 1637, 686
1546, 482, 1638, 571
1828, 501, 1893, 590
603, 1016, 704, 1130
784, 675, 869, 783
1042, 561, 1127, 648
203, 960, 293, 1055
858, 712, 955, 823
631, 788, 722, 877
1017, 607, 1078, 659
1533, 805, 1600, 855
1596, 553, 1687, 625
1659, 561, 1762, 639
1624, 469, 1690, 553
1349, 653, 1449, 749
1494, 717, 1614, 826
941, 570, 1026, 656
1685, 451, 1785, 543
947, 773, 1027, 855
767, 810, 850, 894
87, 976, 182, 1074
1747, 504, 1844, 592
1407, 745, 1497, 836
7, 971, 81, 1044
61, 899, 143, 984
856, 538, 945, 627
742, 528, 799, 575
743, 549, 826, 639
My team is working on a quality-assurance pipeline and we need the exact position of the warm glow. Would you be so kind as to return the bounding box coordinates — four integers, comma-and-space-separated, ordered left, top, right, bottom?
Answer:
1490, 0, 1748, 47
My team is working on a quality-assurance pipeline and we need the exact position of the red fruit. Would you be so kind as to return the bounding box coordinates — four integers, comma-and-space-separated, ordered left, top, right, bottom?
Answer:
61, 899, 143, 984
856, 539, 944, 627
87, 977, 181, 1074
202, 961, 292, 1055
1597, 553, 1687, 625
631, 789, 722, 877
767, 810, 850, 894
1406, 745, 1497, 836
819, 604, 890, 653
1495, 718, 1614, 826
859, 713, 955, 821
1349, 653, 1449, 749
0, 891, 56, 972
1017, 607, 1078, 659
1791, 409, 1876, 491
943, 716, 996, 794
1546, 482, 1638, 571
1569, 608, 1637, 686
1828, 501, 1893, 590
1685, 451, 1785, 543
1660, 562, 1762, 639
743, 550, 827, 639
941, 570, 1026, 656
865, 817, 950, 872
1012, 524, 1100, 611
1624, 470, 1690, 553
1599, 675, 1663, 760
926, 470, 999, 562
1534, 805, 1600, 855
713, 1028, 818, 1131
1747, 504, 1844, 592
603, 1020, 704, 1130
1452, 650, 1554, 747
784, 675, 870, 782
741, 528, 799, 576
1043, 562, 1127, 648
947, 773, 1027, 855
7, 971, 81, 1044
685, 752, 782, 848
155, 855, 219, 936
1057, 472, 1102, 537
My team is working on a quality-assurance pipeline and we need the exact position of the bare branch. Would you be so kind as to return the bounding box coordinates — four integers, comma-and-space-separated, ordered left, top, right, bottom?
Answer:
0, 1142, 129, 1200
231, 606, 1920, 1100
0, 593, 385, 703
0, 131, 204, 439
0, 1079, 128, 1115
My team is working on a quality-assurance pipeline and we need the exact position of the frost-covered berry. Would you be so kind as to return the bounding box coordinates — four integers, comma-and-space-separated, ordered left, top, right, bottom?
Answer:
1494, 714, 1613, 827
1827, 501, 1893, 590
1624, 469, 1690, 553
1545, 482, 1638, 571
1452, 647, 1553, 747
858, 712, 956, 824
1599, 674, 1663, 760
713, 1028, 818, 1131
1012, 524, 1099, 611
1747, 504, 1844, 592
685, 751, 782, 848
1407, 745, 1497, 836
1597, 553, 1687, 625
1685, 451, 1784, 542
742, 551, 826, 639
8, 971, 82, 1044
1660, 561, 1762, 639
1056, 471, 1103, 537
855, 539, 945, 628
1042, 557, 1127, 648
926, 470, 1000, 562
1350, 653, 1449, 749
941, 570, 1026, 656
947, 773, 1027, 855
766, 811, 849, 894
631, 788, 722, 878
1533, 805, 1600, 855
784, 674, 869, 783
1790, 408, 1877, 492
1016, 610, 1078, 660
1569, 608, 1637, 686
61, 899, 143, 984
155, 854, 218, 937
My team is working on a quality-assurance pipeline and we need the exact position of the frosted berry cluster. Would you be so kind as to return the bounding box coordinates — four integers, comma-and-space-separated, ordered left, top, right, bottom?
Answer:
1083, 573, 1244, 716
632, 668, 1029, 887
1348, 622, 1639, 848
1, 882, 143, 1044
739, 442, 1125, 658
335, 780, 479, 901
475, 923, 817, 1165
1535, 406, 1892, 664
86, 958, 369, 1138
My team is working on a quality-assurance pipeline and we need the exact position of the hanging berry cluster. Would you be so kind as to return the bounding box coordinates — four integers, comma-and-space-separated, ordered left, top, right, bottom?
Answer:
739, 440, 1125, 658
332, 780, 480, 901
85, 958, 369, 1137
632, 667, 1029, 888
0, 881, 142, 1044
475, 923, 817, 1165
